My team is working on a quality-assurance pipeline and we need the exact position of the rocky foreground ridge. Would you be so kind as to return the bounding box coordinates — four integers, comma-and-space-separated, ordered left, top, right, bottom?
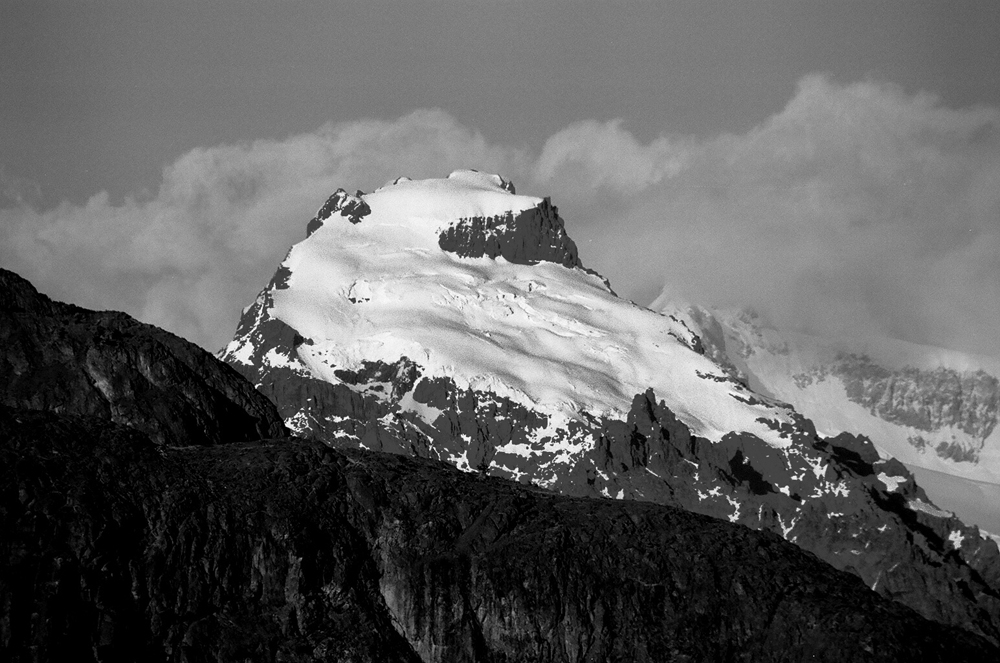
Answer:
0, 269, 286, 446
223, 172, 1000, 644
4, 271, 1000, 661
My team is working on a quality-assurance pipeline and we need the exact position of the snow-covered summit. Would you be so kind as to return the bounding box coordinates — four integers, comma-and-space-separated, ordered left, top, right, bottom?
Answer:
226, 171, 797, 448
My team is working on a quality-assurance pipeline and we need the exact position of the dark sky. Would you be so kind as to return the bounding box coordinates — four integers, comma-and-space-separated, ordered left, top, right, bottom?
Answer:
4, 1, 998, 206
2, 1, 999, 357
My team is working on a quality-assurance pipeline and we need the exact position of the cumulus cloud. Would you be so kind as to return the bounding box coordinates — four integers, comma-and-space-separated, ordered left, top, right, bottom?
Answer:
3, 76, 999, 358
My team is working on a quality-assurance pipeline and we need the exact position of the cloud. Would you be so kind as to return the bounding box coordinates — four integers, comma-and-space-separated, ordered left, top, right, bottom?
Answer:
557, 75, 1000, 358
1, 109, 530, 350
3, 76, 999, 359
534, 119, 693, 197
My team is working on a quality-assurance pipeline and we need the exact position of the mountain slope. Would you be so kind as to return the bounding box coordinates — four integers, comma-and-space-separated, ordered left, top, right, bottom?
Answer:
222, 171, 1000, 642
652, 298, 1000, 530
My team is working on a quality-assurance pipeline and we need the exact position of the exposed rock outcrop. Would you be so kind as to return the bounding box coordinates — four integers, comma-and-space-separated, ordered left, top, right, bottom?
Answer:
438, 197, 583, 268
0, 269, 286, 446
307, 188, 371, 236
833, 353, 999, 444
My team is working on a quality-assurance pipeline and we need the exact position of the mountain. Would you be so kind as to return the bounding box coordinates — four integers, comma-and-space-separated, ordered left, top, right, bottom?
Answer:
651, 298, 1000, 532
222, 170, 1000, 643
0, 268, 286, 446
7, 270, 997, 661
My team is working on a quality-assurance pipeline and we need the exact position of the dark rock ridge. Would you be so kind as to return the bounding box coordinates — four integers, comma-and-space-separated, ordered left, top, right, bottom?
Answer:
306, 188, 371, 237
0, 268, 286, 446
438, 197, 583, 268
3, 405, 998, 662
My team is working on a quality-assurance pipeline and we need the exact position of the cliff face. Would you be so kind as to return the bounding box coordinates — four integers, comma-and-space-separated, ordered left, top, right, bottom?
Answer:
823, 354, 998, 460
0, 269, 286, 447
437, 197, 583, 268
3, 405, 997, 663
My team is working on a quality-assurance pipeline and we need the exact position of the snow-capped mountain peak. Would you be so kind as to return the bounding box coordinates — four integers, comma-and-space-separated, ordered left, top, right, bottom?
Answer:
227, 171, 794, 448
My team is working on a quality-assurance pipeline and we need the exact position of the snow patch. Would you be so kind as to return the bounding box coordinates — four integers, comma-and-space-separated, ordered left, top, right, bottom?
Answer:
776, 512, 798, 540
446, 449, 473, 473
398, 390, 444, 426
908, 499, 953, 519
285, 410, 311, 436
877, 472, 906, 492
725, 495, 742, 523
264, 347, 296, 369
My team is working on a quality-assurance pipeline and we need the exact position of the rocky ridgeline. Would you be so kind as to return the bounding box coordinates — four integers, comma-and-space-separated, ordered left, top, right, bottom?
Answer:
4, 406, 997, 662
0, 269, 286, 446
306, 188, 371, 237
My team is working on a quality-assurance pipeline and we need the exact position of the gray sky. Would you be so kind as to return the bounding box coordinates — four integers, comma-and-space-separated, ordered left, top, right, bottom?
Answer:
2, 1, 999, 357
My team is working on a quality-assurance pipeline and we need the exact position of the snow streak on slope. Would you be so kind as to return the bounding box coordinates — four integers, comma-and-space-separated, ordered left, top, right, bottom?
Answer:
237, 170, 796, 448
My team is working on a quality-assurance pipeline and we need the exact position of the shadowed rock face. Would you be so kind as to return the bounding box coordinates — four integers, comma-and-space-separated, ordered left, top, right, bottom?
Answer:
438, 197, 583, 268
3, 406, 998, 663
0, 269, 286, 446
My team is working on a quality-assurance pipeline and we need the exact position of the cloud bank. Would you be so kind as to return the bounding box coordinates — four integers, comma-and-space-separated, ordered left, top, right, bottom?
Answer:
3, 75, 998, 358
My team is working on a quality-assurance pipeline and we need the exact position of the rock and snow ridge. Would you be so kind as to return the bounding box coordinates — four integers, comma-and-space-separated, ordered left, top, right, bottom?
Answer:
223, 170, 1000, 642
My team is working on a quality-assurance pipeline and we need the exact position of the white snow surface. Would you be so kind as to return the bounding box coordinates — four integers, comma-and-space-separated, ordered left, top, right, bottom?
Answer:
270, 171, 796, 447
